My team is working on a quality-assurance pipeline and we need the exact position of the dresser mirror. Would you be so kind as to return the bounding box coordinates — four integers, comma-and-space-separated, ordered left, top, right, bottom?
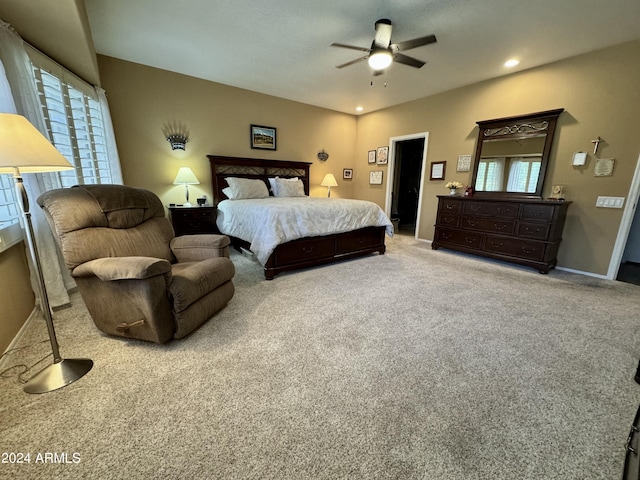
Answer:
470, 108, 564, 198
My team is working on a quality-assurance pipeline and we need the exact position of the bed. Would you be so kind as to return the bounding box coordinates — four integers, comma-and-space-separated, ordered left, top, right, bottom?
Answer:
207, 155, 393, 279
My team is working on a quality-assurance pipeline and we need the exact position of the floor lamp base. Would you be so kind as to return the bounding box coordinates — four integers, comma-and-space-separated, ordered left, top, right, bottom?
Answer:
23, 358, 93, 394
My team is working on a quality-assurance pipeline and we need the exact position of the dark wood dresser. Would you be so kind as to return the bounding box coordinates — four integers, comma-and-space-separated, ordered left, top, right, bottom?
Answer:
432, 195, 570, 273
168, 206, 218, 236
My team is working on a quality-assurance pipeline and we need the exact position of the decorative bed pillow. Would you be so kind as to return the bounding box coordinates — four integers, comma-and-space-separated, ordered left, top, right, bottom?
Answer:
274, 177, 306, 197
268, 177, 278, 196
225, 177, 269, 199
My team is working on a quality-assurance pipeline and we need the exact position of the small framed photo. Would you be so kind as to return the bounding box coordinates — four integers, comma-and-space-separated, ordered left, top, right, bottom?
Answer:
430, 161, 446, 180
343, 168, 353, 180
572, 151, 588, 166
369, 171, 383, 185
376, 146, 389, 164
594, 157, 615, 177
250, 124, 276, 150
457, 155, 471, 172
368, 150, 376, 164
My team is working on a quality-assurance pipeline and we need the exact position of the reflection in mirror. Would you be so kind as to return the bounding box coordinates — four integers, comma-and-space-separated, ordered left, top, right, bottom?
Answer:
470, 109, 563, 198
475, 136, 545, 193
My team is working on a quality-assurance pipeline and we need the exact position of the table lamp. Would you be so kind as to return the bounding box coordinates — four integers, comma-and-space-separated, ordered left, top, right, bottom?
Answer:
0, 113, 93, 394
173, 167, 200, 206
321, 173, 338, 197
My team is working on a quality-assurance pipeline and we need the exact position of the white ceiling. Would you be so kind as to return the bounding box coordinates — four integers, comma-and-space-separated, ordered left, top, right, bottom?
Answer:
85, 0, 640, 115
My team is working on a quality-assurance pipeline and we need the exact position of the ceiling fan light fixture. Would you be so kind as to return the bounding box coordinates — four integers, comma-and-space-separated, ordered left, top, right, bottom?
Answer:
368, 49, 393, 70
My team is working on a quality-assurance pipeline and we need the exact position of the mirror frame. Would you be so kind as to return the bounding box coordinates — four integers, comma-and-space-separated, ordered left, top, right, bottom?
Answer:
470, 108, 564, 199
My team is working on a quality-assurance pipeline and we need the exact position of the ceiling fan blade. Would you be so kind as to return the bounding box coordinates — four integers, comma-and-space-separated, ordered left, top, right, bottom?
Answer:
393, 53, 426, 69
394, 34, 437, 52
373, 18, 393, 48
335, 56, 369, 69
331, 42, 371, 53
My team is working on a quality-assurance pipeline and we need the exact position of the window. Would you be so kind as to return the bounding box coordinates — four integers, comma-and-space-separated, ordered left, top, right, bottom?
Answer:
475, 158, 505, 191
30, 48, 114, 187
0, 174, 19, 228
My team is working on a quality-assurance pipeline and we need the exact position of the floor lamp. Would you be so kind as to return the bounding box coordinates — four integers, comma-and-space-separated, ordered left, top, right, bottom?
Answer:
0, 113, 93, 394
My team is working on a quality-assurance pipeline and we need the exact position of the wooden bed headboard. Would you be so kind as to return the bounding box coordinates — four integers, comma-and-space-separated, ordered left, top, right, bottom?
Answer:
207, 155, 312, 206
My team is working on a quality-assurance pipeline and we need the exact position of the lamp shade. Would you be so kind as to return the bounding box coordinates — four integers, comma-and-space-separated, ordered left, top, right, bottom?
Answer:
320, 173, 338, 187
0, 114, 73, 173
173, 167, 200, 185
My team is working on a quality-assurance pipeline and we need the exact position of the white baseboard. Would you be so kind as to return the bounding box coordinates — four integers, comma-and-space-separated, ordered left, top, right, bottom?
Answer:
555, 266, 610, 280
0, 307, 38, 371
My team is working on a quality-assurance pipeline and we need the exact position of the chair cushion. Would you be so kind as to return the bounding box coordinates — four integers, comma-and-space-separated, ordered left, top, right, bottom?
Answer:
169, 257, 235, 313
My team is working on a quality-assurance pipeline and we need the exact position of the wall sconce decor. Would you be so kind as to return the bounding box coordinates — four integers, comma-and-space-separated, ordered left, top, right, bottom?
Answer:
317, 149, 329, 162
162, 122, 189, 150
173, 167, 200, 206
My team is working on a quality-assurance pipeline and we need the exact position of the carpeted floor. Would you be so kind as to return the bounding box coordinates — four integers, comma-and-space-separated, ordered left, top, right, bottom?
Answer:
1, 234, 640, 479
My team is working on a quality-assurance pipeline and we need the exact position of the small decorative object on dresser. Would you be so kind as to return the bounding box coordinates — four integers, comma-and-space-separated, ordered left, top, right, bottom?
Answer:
432, 196, 571, 273
169, 205, 218, 236
445, 181, 464, 195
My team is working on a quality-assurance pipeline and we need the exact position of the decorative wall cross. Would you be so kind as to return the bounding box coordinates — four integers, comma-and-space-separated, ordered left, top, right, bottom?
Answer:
591, 136, 603, 155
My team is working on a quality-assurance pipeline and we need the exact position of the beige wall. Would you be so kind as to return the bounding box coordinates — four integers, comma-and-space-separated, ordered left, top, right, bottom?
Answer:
0, 243, 34, 353
97, 56, 357, 204
354, 40, 640, 275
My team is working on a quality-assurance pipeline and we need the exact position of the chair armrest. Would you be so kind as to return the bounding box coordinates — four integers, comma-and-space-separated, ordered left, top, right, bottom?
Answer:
170, 234, 231, 262
72, 256, 172, 281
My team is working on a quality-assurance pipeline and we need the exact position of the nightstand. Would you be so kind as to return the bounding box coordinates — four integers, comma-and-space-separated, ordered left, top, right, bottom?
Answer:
168, 206, 218, 236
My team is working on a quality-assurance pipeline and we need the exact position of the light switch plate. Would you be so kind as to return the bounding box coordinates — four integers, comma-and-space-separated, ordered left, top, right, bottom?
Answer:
596, 196, 625, 208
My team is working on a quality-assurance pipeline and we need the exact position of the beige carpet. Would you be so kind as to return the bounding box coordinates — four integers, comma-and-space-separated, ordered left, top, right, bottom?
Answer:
1, 234, 639, 479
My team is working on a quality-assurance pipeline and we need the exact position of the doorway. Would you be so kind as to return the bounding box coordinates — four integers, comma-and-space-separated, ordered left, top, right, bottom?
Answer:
385, 133, 428, 239
608, 154, 640, 282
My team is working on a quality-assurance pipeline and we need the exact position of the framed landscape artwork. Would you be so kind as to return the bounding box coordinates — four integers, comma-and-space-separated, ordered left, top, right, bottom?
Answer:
250, 124, 276, 150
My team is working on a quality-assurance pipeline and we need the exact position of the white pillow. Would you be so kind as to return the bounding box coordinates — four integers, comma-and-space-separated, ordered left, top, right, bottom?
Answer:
274, 177, 306, 197
225, 177, 269, 199
222, 187, 233, 199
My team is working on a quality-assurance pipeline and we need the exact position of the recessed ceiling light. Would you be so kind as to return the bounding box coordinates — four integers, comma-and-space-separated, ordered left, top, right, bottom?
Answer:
356, 106, 364, 112
504, 59, 520, 68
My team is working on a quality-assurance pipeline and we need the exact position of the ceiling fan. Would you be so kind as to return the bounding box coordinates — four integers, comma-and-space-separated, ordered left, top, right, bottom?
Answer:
331, 19, 437, 74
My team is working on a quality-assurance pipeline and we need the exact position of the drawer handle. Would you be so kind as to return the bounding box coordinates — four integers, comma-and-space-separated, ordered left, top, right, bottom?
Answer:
444, 217, 455, 224
523, 226, 541, 234
357, 237, 366, 244
497, 208, 511, 214
466, 220, 479, 227
490, 241, 504, 248
494, 223, 506, 231
465, 237, 476, 245
470, 206, 481, 212
522, 246, 537, 254
446, 204, 455, 210
302, 246, 314, 253
442, 233, 452, 240
531, 210, 545, 217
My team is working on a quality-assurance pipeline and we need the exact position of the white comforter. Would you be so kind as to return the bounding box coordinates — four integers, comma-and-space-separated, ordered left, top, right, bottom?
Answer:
216, 197, 393, 265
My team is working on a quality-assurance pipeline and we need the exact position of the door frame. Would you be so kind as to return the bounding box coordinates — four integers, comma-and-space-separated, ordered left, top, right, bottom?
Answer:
384, 132, 429, 240
607, 153, 640, 279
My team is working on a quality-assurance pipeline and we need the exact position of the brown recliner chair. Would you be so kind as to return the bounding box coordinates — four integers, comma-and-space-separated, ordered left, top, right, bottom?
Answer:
37, 184, 235, 344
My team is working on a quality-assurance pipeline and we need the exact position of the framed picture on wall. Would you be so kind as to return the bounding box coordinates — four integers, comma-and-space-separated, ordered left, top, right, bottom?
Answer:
376, 146, 389, 164
370, 171, 383, 185
368, 150, 376, 164
343, 168, 353, 179
430, 161, 446, 180
250, 124, 277, 150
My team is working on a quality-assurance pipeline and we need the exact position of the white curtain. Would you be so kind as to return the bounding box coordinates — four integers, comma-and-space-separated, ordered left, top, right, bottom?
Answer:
507, 158, 524, 192
0, 21, 71, 306
96, 87, 124, 184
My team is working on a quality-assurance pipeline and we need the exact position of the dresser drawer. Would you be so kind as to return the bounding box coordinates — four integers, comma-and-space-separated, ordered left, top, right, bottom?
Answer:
484, 235, 546, 261
460, 216, 515, 235
435, 227, 482, 249
463, 201, 518, 218
520, 204, 555, 222
437, 212, 459, 227
517, 222, 551, 240
439, 199, 461, 213
336, 228, 383, 254
274, 237, 335, 264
